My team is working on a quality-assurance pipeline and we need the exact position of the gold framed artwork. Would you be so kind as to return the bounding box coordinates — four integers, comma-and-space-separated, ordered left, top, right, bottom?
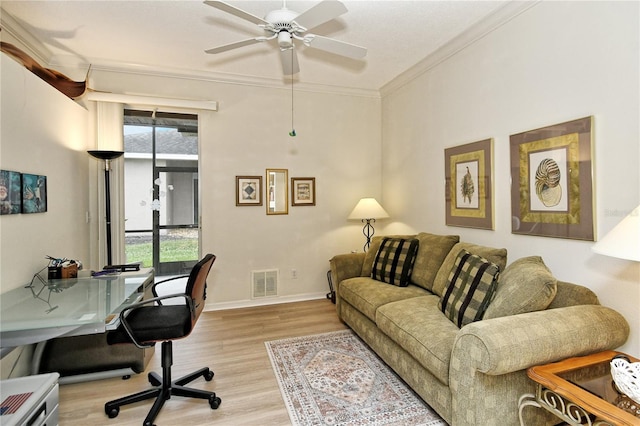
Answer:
236, 176, 262, 206
266, 168, 288, 215
291, 177, 316, 206
444, 139, 493, 230
509, 116, 594, 240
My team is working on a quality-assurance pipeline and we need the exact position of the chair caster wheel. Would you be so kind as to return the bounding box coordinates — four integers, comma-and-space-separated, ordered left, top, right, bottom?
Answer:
105, 405, 119, 418
205, 370, 214, 381
209, 396, 221, 409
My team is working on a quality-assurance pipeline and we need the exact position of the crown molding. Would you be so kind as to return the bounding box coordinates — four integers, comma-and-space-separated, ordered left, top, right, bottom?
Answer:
380, 1, 540, 97
0, 8, 51, 64
76, 59, 380, 99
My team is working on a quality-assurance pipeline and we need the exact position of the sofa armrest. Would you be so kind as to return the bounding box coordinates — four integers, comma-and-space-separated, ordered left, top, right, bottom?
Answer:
330, 253, 366, 285
451, 305, 629, 376
448, 305, 629, 426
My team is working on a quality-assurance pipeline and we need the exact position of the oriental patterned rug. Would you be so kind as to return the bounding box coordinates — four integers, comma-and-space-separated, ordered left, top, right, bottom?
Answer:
265, 330, 446, 426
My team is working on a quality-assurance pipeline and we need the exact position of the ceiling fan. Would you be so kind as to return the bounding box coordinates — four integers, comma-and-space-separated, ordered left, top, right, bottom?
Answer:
203, 0, 367, 75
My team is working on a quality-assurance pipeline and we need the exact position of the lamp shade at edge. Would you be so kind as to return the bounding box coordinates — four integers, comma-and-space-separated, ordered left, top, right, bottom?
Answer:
592, 204, 640, 262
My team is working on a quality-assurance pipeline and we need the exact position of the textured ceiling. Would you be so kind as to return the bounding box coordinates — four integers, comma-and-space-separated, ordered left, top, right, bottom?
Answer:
1, 1, 510, 92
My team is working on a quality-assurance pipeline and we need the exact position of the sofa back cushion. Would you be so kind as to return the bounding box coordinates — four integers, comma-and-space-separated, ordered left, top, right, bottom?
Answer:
547, 280, 599, 309
362, 234, 415, 277
410, 232, 460, 291
432, 242, 507, 297
438, 250, 500, 327
484, 256, 557, 319
371, 237, 419, 287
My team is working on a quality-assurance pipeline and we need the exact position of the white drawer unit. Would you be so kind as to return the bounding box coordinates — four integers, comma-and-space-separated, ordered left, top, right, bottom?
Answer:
0, 373, 59, 426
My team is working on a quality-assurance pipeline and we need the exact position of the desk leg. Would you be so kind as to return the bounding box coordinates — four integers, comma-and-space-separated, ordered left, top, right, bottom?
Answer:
518, 393, 540, 426
31, 340, 48, 375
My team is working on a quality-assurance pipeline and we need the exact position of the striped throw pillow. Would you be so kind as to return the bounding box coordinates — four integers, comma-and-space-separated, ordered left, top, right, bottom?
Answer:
438, 249, 500, 327
371, 237, 419, 287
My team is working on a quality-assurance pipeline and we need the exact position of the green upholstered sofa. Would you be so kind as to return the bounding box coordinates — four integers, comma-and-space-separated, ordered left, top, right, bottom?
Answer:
329, 232, 630, 426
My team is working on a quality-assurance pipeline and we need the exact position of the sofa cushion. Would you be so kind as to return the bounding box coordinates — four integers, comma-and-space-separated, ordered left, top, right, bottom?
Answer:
376, 296, 459, 385
410, 232, 460, 291
339, 277, 430, 322
438, 250, 500, 328
484, 256, 557, 319
371, 237, 419, 287
432, 242, 507, 297
547, 280, 599, 309
361, 234, 415, 278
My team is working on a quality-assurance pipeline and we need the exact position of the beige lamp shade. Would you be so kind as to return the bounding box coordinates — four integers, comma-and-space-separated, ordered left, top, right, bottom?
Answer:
592, 204, 640, 262
348, 198, 390, 220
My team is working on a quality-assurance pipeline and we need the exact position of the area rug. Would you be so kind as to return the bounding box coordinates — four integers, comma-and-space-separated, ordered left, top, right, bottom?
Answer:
265, 329, 446, 426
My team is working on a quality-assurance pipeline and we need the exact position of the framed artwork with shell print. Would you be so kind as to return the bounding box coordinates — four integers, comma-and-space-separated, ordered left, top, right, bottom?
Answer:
510, 116, 594, 240
445, 139, 493, 230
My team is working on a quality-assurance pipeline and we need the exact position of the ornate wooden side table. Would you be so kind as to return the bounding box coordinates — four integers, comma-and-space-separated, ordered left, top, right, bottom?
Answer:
519, 350, 640, 425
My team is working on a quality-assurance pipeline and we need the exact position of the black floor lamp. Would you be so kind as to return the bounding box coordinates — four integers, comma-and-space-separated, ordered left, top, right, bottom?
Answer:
88, 150, 124, 266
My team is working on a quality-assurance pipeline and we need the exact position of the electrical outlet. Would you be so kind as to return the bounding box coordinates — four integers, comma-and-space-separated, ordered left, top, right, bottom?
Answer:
291, 269, 297, 279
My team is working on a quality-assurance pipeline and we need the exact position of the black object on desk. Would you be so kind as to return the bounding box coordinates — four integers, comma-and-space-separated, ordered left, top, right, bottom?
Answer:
103, 263, 141, 273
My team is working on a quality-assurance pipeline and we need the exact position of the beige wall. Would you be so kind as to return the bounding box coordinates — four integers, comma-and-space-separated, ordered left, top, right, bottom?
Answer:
82, 68, 382, 307
380, 1, 640, 354
0, 54, 91, 290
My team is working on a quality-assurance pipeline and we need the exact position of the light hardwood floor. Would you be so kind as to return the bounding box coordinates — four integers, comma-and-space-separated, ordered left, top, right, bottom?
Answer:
58, 299, 347, 425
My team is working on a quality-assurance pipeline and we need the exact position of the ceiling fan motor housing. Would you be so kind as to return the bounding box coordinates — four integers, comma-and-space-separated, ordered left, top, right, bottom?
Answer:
264, 8, 301, 49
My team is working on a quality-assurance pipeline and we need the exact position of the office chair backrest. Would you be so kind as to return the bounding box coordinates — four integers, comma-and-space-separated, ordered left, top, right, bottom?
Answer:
186, 253, 216, 327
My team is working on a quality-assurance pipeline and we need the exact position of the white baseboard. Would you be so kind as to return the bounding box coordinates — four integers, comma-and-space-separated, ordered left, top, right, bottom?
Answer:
204, 292, 329, 312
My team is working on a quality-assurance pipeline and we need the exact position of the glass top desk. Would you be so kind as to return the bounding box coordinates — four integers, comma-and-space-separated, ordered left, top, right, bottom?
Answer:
0, 269, 154, 357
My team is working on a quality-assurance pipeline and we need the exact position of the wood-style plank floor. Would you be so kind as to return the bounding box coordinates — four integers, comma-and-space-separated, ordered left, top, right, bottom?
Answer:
58, 299, 346, 425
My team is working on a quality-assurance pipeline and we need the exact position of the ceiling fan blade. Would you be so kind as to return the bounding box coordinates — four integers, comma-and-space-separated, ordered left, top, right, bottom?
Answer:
203, 1, 269, 26
205, 38, 264, 54
280, 48, 300, 75
293, 0, 348, 31
304, 35, 367, 59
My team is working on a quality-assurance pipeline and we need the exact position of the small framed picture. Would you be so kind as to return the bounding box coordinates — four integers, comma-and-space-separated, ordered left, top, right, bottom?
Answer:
0, 169, 23, 215
444, 139, 493, 229
510, 116, 594, 240
291, 177, 316, 206
236, 176, 262, 206
21, 173, 47, 214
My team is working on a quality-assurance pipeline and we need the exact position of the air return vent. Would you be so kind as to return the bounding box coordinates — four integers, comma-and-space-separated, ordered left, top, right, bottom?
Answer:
252, 269, 278, 298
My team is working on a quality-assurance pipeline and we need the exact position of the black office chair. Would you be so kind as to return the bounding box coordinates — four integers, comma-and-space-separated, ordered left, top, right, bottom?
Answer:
104, 254, 221, 426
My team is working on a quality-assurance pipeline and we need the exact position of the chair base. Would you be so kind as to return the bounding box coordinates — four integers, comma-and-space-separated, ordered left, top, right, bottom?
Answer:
105, 341, 221, 426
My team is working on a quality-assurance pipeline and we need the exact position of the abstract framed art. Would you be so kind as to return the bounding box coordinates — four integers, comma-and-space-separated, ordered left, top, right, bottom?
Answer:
21, 173, 47, 213
0, 169, 22, 215
444, 139, 493, 229
291, 177, 316, 206
509, 116, 594, 240
236, 175, 262, 206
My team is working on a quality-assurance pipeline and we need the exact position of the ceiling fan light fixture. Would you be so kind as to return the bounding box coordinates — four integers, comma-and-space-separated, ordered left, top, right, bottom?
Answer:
278, 31, 293, 49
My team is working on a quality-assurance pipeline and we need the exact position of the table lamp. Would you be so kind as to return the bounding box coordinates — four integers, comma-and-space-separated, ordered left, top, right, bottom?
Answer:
88, 150, 124, 266
592, 204, 640, 261
348, 197, 389, 252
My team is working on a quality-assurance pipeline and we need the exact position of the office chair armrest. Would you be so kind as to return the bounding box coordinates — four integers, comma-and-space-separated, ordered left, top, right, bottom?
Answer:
151, 274, 190, 302
118, 293, 193, 349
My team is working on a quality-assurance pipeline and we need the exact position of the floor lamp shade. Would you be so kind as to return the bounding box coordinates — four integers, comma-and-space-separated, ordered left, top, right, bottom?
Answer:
348, 198, 390, 221
592, 204, 640, 262
348, 198, 389, 252
89, 150, 124, 266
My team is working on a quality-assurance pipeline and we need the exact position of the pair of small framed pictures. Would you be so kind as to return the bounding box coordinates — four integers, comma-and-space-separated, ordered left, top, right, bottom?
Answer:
0, 170, 47, 215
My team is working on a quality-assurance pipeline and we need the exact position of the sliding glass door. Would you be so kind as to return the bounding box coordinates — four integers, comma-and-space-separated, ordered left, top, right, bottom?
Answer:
123, 110, 200, 276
